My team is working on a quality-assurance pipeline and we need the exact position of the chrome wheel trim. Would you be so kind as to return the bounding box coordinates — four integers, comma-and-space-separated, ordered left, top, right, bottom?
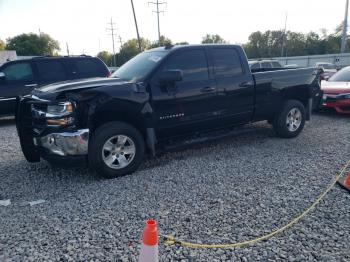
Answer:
286, 108, 302, 132
102, 135, 136, 169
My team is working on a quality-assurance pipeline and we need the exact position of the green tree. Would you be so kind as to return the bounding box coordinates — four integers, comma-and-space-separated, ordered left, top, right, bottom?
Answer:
201, 34, 226, 44
6, 33, 60, 56
97, 51, 113, 66
284, 31, 306, 56
149, 36, 172, 48
115, 38, 151, 66
0, 39, 5, 50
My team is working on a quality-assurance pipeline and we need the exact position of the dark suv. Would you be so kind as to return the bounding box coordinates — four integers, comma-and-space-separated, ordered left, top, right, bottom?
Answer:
0, 56, 109, 116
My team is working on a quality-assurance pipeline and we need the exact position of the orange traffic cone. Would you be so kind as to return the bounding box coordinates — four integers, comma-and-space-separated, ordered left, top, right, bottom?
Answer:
139, 220, 158, 262
338, 172, 350, 192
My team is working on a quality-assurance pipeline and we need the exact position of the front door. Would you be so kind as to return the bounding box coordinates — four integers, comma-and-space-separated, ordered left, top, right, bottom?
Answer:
0, 62, 37, 115
151, 48, 219, 138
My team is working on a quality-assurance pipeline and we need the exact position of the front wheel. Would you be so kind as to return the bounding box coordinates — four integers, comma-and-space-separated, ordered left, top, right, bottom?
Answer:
273, 100, 306, 138
88, 122, 145, 179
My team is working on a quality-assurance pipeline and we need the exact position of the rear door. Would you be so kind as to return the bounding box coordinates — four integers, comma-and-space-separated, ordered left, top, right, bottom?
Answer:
151, 48, 219, 138
209, 47, 254, 124
0, 61, 37, 115
35, 59, 69, 85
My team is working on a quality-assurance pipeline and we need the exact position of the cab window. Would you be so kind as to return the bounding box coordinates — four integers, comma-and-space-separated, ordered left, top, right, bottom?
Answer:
2, 63, 34, 81
212, 48, 244, 77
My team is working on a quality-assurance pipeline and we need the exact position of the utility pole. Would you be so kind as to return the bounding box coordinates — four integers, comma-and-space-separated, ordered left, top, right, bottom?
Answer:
130, 0, 142, 52
281, 13, 288, 57
107, 18, 117, 66
66, 42, 70, 56
341, 0, 349, 53
148, 0, 167, 44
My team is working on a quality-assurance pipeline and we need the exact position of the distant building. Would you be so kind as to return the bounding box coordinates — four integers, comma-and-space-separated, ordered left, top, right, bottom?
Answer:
0, 50, 17, 65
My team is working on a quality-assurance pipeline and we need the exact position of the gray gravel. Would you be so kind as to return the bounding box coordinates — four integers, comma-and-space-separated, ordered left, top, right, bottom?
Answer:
0, 112, 349, 261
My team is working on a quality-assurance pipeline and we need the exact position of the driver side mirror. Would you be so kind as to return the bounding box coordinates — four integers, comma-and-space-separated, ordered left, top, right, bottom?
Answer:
158, 70, 183, 84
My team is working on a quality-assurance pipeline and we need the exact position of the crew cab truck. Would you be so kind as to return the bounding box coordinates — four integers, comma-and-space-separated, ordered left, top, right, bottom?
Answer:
16, 45, 320, 178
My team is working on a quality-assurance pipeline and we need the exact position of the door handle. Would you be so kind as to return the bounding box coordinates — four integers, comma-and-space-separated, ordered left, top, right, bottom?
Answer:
239, 81, 253, 88
201, 86, 216, 92
25, 84, 38, 87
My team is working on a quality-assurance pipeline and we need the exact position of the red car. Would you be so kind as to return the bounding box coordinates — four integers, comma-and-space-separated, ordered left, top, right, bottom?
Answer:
321, 66, 350, 114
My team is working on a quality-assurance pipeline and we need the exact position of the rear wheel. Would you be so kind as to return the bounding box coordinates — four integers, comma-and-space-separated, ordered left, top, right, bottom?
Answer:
273, 100, 306, 138
88, 122, 145, 178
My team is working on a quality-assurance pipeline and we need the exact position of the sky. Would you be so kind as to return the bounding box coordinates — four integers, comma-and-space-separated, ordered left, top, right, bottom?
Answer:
0, 0, 348, 56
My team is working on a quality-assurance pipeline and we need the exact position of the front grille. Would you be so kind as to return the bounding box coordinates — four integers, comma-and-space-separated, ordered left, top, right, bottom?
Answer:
16, 97, 41, 162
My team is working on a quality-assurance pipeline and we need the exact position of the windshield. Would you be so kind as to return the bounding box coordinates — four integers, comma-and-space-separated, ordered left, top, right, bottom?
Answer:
328, 66, 350, 82
111, 51, 167, 82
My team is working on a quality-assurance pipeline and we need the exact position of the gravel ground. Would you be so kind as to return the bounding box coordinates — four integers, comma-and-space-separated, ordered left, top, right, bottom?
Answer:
0, 112, 349, 262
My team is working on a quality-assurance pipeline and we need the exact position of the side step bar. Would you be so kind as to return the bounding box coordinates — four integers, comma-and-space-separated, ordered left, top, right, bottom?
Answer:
159, 125, 256, 153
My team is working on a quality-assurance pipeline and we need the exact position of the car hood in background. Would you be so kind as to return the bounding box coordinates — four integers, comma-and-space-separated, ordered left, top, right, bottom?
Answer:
37, 77, 128, 93
321, 81, 350, 94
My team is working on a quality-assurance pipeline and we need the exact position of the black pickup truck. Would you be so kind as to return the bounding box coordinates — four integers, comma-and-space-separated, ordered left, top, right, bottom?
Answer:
16, 44, 321, 178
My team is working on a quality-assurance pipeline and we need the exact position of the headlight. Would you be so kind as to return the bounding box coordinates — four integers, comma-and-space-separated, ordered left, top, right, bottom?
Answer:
343, 94, 350, 99
47, 102, 74, 117
46, 102, 75, 126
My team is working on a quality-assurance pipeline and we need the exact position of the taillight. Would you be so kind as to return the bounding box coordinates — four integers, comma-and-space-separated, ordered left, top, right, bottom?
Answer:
107, 71, 111, 77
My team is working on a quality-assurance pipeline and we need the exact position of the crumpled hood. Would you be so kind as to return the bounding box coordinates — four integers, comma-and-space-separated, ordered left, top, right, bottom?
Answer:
37, 77, 128, 93
321, 80, 350, 94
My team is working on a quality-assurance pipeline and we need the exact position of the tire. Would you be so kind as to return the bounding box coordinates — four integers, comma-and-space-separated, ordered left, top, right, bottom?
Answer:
273, 100, 306, 138
88, 121, 145, 179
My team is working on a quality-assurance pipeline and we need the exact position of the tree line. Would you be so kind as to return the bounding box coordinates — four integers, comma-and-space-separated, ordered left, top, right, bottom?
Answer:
242, 24, 349, 58
1, 24, 349, 66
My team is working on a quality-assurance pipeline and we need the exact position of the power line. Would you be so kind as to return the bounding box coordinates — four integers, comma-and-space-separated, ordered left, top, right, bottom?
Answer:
341, 0, 349, 53
106, 18, 117, 66
148, 0, 167, 44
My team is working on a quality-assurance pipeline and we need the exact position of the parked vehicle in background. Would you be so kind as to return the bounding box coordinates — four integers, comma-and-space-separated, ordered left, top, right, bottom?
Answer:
316, 62, 337, 81
16, 44, 321, 178
0, 56, 109, 116
248, 60, 283, 71
320, 66, 350, 114
108, 67, 120, 74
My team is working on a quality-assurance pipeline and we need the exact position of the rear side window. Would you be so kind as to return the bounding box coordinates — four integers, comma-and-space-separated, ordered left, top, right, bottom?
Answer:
37, 60, 67, 81
272, 61, 282, 68
2, 62, 34, 81
261, 62, 272, 68
72, 59, 106, 78
164, 50, 209, 82
212, 48, 243, 77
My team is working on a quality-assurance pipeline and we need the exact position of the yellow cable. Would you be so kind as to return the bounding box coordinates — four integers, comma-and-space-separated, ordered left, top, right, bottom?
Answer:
163, 160, 350, 249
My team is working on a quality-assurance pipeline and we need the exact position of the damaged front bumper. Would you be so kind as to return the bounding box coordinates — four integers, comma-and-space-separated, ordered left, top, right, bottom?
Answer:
16, 95, 90, 163
34, 129, 89, 156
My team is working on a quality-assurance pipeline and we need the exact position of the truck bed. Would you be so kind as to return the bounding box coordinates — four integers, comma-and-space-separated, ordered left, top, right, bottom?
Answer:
251, 67, 320, 121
